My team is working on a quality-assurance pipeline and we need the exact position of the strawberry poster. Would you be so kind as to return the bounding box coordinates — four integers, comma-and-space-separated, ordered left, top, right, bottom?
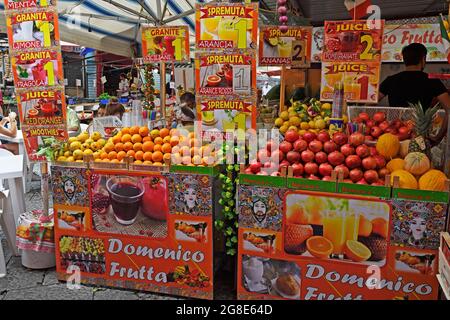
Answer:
259, 26, 312, 67
195, 51, 256, 97
141, 26, 190, 63
195, 2, 258, 51
320, 61, 380, 103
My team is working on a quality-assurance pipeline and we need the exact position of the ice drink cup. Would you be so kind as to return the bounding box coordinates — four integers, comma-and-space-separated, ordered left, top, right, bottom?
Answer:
106, 176, 144, 225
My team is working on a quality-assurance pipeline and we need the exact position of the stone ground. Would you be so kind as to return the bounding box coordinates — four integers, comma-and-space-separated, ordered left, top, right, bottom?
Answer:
0, 179, 234, 300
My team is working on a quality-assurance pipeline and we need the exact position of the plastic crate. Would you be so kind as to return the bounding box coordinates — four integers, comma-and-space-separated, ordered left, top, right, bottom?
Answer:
347, 106, 413, 122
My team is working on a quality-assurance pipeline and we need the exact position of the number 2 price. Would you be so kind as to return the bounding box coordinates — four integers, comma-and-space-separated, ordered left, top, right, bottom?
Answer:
360, 35, 373, 60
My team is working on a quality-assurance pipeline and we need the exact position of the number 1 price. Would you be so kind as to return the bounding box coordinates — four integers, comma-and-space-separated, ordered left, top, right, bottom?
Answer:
172, 38, 182, 61
41, 22, 51, 47
234, 19, 247, 49
44, 61, 55, 86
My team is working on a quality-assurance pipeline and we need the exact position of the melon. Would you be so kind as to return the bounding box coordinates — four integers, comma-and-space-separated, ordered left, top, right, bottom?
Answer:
386, 158, 405, 173
419, 170, 448, 191
390, 169, 418, 189
404, 152, 430, 176
376, 133, 400, 160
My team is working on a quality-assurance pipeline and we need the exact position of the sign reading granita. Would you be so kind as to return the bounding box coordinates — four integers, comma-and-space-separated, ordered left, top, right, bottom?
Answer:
141, 26, 190, 63
195, 2, 258, 50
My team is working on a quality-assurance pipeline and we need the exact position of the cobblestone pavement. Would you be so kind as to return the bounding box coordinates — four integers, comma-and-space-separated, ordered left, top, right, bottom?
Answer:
1, 183, 234, 300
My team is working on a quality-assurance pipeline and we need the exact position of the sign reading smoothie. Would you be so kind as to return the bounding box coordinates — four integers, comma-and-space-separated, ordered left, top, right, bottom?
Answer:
198, 97, 255, 140
141, 26, 190, 63
3, 0, 55, 10
259, 26, 312, 67
11, 49, 63, 88
195, 51, 256, 97
6, 10, 59, 50
18, 89, 66, 126
320, 61, 380, 103
195, 2, 258, 50
323, 20, 384, 63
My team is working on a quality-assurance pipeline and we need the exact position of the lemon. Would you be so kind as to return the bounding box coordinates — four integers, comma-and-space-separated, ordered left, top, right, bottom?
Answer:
97, 138, 106, 146
315, 119, 326, 130
73, 149, 84, 160
321, 103, 332, 110
289, 116, 301, 127
280, 111, 289, 121
279, 125, 289, 134
69, 141, 82, 152
64, 151, 71, 157
66, 156, 75, 162
288, 126, 298, 132
94, 158, 103, 162
91, 131, 102, 141
68, 137, 78, 144
298, 129, 307, 135
308, 120, 316, 129
76, 160, 84, 163
300, 122, 310, 130
81, 142, 90, 151
274, 118, 284, 127
57, 156, 67, 162
83, 149, 94, 156
288, 107, 295, 113
77, 132, 89, 143
93, 151, 100, 159
85, 138, 94, 145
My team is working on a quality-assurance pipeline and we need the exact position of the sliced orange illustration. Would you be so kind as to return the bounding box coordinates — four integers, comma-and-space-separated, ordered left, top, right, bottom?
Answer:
306, 236, 333, 259
345, 240, 371, 262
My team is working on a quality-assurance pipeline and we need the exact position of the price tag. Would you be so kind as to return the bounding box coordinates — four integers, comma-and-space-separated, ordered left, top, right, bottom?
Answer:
232, 65, 251, 95
291, 40, 306, 65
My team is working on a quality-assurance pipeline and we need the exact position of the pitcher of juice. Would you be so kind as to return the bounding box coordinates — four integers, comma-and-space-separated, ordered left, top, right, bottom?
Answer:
323, 210, 346, 255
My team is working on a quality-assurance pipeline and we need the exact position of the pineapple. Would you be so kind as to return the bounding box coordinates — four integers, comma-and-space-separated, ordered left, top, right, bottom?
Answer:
408, 102, 441, 155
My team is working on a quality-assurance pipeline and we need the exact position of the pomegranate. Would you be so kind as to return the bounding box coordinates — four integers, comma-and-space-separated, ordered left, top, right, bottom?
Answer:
369, 147, 378, 157
332, 132, 348, 146
317, 131, 330, 143
371, 181, 385, 186
373, 112, 386, 123
249, 161, 262, 174
357, 179, 368, 185
366, 119, 376, 128
279, 160, 291, 168
335, 165, 349, 178
364, 170, 379, 184
315, 151, 328, 164
301, 150, 315, 163
356, 145, 370, 158
319, 163, 333, 177
345, 155, 362, 169
384, 127, 398, 135
343, 179, 354, 183
285, 130, 300, 143
373, 155, 386, 169
292, 163, 304, 177
286, 151, 301, 164
379, 121, 390, 132
323, 141, 338, 154
304, 162, 319, 175
322, 176, 334, 181
378, 168, 389, 179
293, 139, 308, 152
370, 126, 383, 138
362, 157, 377, 170
349, 132, 365, 147
303, 132, 316, 143
349, 168, 364, 182
340, 144, 355, 157
359, 112, 370, 122
244, 168, 253, 174
257, 149, 271, 163
391, 119, 402, 129
328, 151, 345, 166
279, 141, 293, 154
308, 174, 320, 180
308, 140, 323, 153
271, 150, 285, 163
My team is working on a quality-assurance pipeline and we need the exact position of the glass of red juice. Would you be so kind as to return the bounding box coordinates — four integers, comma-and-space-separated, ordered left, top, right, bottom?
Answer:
106, 176, 144, 225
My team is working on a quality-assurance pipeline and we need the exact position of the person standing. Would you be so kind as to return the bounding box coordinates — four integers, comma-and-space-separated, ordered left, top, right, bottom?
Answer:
261, 81, 272, 100
117, 73, 130, 98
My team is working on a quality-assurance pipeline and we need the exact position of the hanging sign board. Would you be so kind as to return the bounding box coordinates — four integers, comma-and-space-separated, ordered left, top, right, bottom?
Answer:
141, 26, 190, 63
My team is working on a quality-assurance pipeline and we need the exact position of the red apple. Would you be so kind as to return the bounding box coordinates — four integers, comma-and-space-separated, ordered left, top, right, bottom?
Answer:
373, 155, 386, 169
279, 141, 293, 154
324, 141, 338, 154
340, 144, 355, 157
315, 151, 328, 164
303, 132, 316, 143
333, 132, 348, 146
362, 156, 377, 170
293, 139, 308, 152
373, 112, 386, 123
345, 155, 362, 169
359, 112, 370, 122
301, 150, 315, 163
370, 126, 383, 138
319, 163, 333, 177
304, 162, 319, 175
309, 140, 323, 153
364, 170, 379, 184
356, 145, 370, 158
349, 132, 365, 147
349, 168, 364, 182
286, 151, 301, 164
292, 163, 304, 177
335, 165, 349, 178
328, 151, 345, 166
317, 131, 330, 143
285, 130, 300, 143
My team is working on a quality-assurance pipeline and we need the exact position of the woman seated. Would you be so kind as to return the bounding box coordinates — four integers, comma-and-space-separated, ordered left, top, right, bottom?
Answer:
0, 111, 18, 154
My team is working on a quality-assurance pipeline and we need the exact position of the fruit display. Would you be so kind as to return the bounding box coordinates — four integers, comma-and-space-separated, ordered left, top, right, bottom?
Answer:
168, 265, 210, 288
243, 232, 276, 253
175, 221, 207, 242
55, 131, 106, 162
395, 251, 435, 275
59, 236, 105, 262
274, 98, 333, 135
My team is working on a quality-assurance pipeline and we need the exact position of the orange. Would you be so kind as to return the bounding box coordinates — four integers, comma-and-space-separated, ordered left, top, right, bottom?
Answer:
134, 150, 144, 161
121, 134, 132, 143
153, 144, 162, 152
108, 151, 118, 160
112, 135, 121, 144
117, 151, 127, 161
182, 156, 192, 165
134, 160, 143, 165
143, 152, 153, 162
131, 134, 142, 144
126, 150, 136, 159
372, 218, 388, 239
123, 141, 133, 151
142, 141, 154, 152
133, 142, 143, 152
163, 153, 171, 161
344, 240, 371, 262
121, 127, 130, 135
143, 160, 153, 165
102, 158, 110, 162
129, 126, 140, 135
163, 136, 171, 144
153, 162, 163, 166
152, 151, 163, 162
160, 128, 170, 138
114, 142, 124, 152
110, 159, 120, 163
142, 136, 151, 143
170, 136, 180, 147
100, 152, 109, 160
103, 142, 114, 153
154, 137, 163, 145
306, 236, 333, 259
358, 216, 373, 237
162, 143, 172, 154
139, 126, 149, 137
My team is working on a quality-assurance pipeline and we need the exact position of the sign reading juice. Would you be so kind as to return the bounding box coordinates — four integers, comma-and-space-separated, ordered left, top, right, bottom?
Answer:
6, 10, 60, 51
259, 26, 312, 67
17, 89, 66, 126
3, 0, 55, 10
198, 97, 255, 140
11, 49, 63, 88
323, 20, 384, 62
141, 26, 190, 63
195, 51, 256, 97
320, 61, 380, 103
195, 2, 258, 50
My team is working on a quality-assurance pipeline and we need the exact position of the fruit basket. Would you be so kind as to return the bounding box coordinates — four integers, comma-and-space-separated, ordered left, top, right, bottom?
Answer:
347, 106, 412, 122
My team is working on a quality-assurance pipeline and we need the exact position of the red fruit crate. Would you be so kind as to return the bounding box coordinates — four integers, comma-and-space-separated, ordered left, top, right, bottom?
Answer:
347, 106, 413, 122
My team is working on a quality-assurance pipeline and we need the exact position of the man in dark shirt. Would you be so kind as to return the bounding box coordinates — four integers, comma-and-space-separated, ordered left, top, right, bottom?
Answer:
379, 43, 450, 110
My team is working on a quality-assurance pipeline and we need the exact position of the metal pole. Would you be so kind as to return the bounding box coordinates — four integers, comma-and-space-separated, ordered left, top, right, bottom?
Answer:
162, 9, 195, 24
160, 62, 166, 119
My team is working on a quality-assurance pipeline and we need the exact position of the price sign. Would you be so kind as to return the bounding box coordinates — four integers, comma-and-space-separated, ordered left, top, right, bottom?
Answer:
323, 20, 384, 63
141, 26, 190, 63
232, 65, 251, 95
195, 2, 258, 51
259, 26, 312, 67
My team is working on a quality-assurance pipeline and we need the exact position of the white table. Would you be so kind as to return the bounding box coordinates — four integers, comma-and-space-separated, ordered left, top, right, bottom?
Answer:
0, 130, 29, 193
0, 154, 26, 256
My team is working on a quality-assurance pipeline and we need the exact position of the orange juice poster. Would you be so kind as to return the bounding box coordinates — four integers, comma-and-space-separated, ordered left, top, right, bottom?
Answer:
17, 89, 66, 126
51, 166, 214, 299
141, 26, 190, 63
259, 26, 312, 67
198, 97, 255, 140
195, 51, 256, 97
11, 49, 64, 89
195, 2, 258, 50
320, 61, 380, 103
323, 20, 384, 62
237, 188, 443, 300
3, 0, 56, 10
6, 10, 60, 51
